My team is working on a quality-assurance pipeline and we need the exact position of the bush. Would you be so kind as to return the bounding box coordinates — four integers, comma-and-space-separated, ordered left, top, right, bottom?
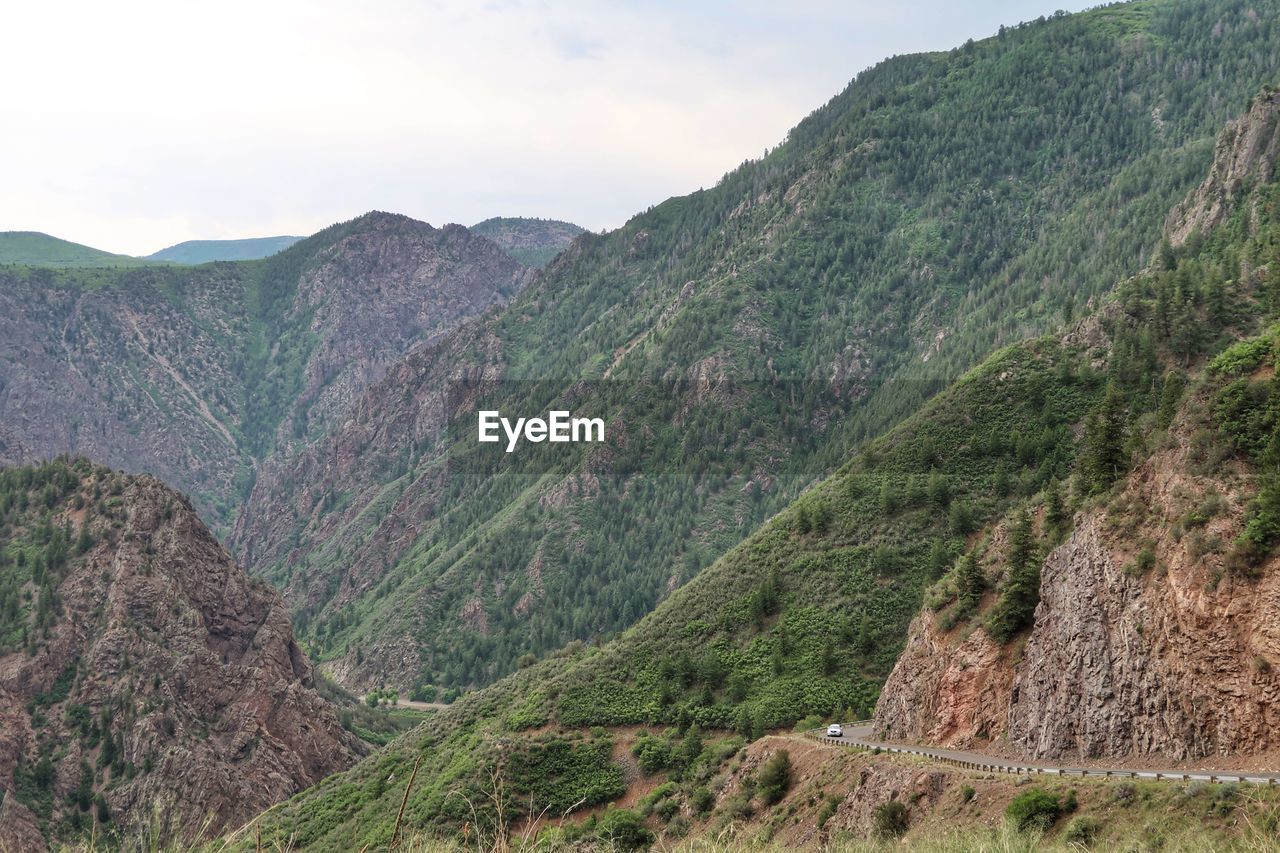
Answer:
816, 795, 839, 828
1006, 788, 1060, 833
1063, 815, 1101, 845
757, 750, 792, 805
792, 714, 822, 733
632, 733, 672, 774
873, 800, 909, 838
690, 786, 714, 815
595, 809, 653, 851
961, 785, 976, 803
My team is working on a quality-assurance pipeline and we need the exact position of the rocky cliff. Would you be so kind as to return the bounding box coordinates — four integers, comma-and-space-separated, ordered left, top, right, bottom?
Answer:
1165, 87, 1280, 247
0, 461, 363, 849
875, 89, 1280, 762
0, 212, 529, 526
877, 408, 1280, 761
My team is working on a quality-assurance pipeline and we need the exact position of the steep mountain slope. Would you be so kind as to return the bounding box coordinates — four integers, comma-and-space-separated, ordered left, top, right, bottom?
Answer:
470, 217, 585, 268
146, 235, 304, 264
876, 92, 1280, 761
0, 460, 364, 850
0, 212, 530, 526
242, 83, 1279, 851
0, 232, 154, 268
233, 0, 1280, 694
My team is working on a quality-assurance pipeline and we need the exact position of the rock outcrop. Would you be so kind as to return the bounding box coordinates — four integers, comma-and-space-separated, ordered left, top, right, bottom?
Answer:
1165, 87, 1280, 247
875, 389, 1280, 761
0, 462, 362, 848
874, 610, 1014, 748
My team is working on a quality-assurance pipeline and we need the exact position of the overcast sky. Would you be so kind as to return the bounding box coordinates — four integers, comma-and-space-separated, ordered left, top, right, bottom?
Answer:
2, 0, 1093, 256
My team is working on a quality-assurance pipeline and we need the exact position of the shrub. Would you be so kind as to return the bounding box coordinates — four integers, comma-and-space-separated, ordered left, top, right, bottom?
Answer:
792, 715, 822, 733
961, 785, 976, 803
632, 733, 671, 774
1006, 788, 1060, 833
757, 750, 792, 805
1063, 815, 1101, 845
690, 786, 714, 815
873, 800, 909, 838
595, 809, 652, 851
816, 796, 839, 828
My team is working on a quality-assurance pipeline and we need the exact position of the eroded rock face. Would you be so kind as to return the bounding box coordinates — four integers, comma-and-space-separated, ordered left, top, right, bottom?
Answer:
1010, 509, 1280, 761
875, 430, 1280, 762
1165, 89, 1280, 247
0, 467, 363, 849
875, 611, 1013, 748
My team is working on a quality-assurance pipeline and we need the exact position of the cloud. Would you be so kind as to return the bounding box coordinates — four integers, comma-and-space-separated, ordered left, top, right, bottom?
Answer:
0, 0, 1093, 255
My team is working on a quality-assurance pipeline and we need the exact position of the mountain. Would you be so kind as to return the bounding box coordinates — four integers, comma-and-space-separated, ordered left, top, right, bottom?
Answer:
0, 460, 364, 849
470, 217, 586, 268
875, 89, 1280, 762
0, 211, 530, 527
237, 81, 1280, 852
145, 235, 304, 264
0, 232, 153, 268
230, 0, 1280, 696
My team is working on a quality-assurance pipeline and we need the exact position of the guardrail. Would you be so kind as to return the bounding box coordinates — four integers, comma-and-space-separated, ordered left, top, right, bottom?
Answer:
809, 725, 1280, 787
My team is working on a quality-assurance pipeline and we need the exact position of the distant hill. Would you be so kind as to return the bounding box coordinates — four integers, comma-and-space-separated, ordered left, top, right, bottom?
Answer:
146, 235, 304, 264
470, 216, 585, 268
0, 211, 530, 528
0, 231, 153, 268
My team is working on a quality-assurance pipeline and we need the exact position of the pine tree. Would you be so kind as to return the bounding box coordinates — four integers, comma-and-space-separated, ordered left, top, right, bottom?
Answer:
993, 461, 1011, 498
1080, 383, 1129, 493
1044, 480, 1067, 542
736, 705, 755, 741
986, 508, 1040, 642
956, 550, 984, 613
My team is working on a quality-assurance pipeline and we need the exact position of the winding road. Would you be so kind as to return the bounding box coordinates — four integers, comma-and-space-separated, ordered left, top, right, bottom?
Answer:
817, 724, 1280, 786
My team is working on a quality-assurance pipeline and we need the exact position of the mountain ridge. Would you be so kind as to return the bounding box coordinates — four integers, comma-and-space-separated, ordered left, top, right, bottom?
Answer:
470, 216, 586, 268
231, 0, 1280, 695
0, 210, 530, 527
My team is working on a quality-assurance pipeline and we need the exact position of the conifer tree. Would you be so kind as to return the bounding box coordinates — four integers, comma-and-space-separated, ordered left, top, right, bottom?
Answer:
956, 550, 984, 613
1080, 382, 1129, 493
987, 508, 1040, 642
1044, 479, 1067, 542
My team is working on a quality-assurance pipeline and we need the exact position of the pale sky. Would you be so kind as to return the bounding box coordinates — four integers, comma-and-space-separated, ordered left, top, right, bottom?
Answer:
1, 0, 1092, 256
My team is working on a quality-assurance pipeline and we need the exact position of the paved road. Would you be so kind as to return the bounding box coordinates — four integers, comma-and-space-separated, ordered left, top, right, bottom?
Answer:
817, 724, 1280, 786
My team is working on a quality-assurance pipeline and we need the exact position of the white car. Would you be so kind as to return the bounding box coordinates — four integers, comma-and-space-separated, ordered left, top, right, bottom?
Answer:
826, 724, 843, 737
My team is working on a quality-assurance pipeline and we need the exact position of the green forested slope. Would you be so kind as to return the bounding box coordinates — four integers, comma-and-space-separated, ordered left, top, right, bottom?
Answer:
240, 88, 1280, 853
234, 0, 1280, 693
